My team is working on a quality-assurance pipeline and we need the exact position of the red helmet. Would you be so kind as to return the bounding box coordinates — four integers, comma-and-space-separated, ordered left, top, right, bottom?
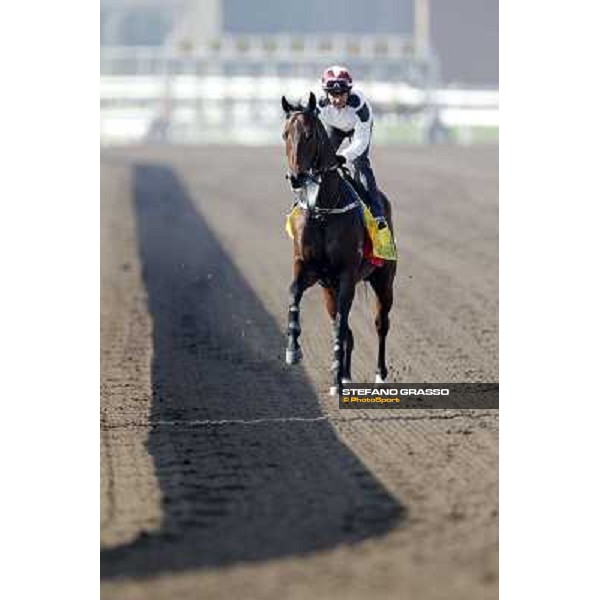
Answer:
321, 65, 353, 93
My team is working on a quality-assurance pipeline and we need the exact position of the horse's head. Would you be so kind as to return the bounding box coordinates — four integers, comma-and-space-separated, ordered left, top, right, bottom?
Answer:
281, 92, 322, 188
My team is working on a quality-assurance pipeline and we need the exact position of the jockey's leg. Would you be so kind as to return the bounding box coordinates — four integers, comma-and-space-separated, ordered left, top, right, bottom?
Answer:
352, 148, 395, 258
352, 151, 386, 224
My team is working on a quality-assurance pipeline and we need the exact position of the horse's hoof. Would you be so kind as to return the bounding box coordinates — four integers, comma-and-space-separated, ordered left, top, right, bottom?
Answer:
329, 385, 340, 396
375, 373, 386, 384
341, 377, 352, 384
285, 347, 302, 365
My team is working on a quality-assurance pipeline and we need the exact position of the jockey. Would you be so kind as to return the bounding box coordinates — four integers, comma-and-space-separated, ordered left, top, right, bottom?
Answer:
317, 65, 389, 232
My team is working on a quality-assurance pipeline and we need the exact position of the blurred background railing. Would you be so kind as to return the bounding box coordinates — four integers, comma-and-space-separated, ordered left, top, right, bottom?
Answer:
100, 0, 498, 146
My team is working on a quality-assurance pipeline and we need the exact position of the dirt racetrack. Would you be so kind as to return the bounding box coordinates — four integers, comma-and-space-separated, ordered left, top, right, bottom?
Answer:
101, 145, 498, 599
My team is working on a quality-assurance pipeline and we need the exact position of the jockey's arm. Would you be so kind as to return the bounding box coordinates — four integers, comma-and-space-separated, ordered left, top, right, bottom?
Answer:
339, 100, 373, 163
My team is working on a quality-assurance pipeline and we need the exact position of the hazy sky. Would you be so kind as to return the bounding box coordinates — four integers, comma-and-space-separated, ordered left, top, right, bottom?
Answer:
223, 0, 414, 34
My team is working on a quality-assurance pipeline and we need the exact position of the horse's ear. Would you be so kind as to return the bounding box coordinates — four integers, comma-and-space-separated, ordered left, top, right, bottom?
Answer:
308, 92, 317, 113
281, 96, 292, 114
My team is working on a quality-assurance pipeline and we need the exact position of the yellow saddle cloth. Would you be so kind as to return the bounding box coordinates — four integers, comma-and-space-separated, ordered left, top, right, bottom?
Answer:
285, 202, 397, 261
285, 205, 300, 240
361, 201, 397, 261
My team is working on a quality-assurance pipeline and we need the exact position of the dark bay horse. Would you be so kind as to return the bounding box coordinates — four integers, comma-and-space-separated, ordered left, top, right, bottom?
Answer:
282, 92, 397, 394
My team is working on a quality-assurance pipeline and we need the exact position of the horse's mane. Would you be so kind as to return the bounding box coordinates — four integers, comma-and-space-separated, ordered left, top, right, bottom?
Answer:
314, 117, 337, 168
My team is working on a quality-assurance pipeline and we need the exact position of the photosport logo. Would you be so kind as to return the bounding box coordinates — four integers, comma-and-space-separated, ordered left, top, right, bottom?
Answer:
339, 384, 499, 409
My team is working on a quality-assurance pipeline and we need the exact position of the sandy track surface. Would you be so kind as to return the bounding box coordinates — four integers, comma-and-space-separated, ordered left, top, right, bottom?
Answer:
101, 145, 498, 599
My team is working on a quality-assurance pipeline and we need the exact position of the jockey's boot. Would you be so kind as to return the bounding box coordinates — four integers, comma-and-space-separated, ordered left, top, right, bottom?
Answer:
375, 216, 389, 230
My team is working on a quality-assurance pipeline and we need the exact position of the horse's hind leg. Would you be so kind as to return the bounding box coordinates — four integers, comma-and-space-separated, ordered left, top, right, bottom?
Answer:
286, 260, 315, 365
323, 287, 354, 385
369, 265, 395, 383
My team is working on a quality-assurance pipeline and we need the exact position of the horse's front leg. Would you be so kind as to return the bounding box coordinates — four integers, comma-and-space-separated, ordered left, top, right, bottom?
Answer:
323, 287, 353, 385
330, 272, 356, 395
286, 259, 313, 365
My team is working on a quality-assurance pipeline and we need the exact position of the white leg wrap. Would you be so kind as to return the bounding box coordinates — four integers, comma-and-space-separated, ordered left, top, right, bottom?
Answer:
285, 347, 302, 365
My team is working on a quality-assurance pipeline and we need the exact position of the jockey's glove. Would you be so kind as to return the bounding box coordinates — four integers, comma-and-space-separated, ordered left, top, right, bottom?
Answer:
335, 155, 346, 167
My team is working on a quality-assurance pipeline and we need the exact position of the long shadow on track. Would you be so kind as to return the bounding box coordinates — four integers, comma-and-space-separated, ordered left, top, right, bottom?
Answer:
101, 163, 405, 579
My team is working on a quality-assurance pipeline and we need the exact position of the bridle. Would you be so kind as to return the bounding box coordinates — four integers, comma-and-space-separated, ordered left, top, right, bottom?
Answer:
285, 110, 336, 182
285, 110, 358, 215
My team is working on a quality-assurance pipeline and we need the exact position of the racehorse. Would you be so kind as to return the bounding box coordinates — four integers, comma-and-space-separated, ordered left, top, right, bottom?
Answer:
281, 92, 396, 394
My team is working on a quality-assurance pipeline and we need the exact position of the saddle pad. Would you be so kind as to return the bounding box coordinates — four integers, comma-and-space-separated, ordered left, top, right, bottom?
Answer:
360, 201, 397, 261
285, 205, 301, 239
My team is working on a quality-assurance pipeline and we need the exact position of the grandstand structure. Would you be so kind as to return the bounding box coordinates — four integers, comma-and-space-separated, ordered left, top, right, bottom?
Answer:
100, 0, 498, 144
